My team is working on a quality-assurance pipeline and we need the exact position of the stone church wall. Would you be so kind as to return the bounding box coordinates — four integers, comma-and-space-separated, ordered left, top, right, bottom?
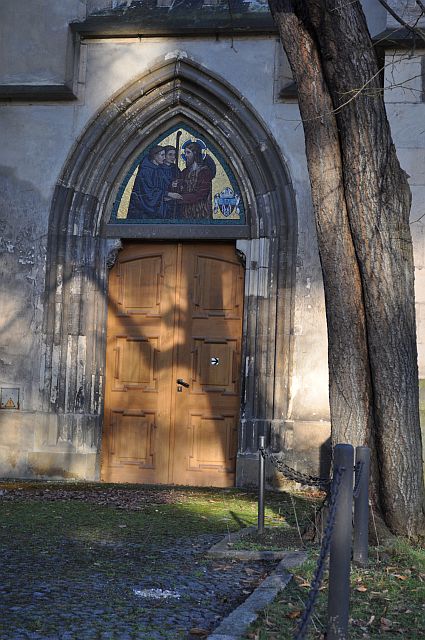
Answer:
0, 0, 423, 481
385, 43, 425, 456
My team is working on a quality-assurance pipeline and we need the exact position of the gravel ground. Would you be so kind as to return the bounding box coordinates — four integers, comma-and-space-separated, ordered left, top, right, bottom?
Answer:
0, 533, 273, 640
0, 487, 275, 640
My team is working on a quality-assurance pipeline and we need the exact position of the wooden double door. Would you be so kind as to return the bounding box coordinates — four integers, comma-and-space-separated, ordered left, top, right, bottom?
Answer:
101, 242, 244, 486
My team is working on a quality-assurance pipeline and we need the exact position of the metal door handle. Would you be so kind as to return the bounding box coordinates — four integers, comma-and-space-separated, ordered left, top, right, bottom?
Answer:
177, 378, 190, 388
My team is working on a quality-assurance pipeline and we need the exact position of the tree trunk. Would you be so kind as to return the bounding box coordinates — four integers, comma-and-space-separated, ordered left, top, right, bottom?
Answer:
269, 0, 425, 536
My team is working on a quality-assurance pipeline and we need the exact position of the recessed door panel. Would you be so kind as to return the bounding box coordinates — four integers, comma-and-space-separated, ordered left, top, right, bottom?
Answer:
193, 256, 243, 317
119, 255, 164, 315
191, 338, 240, 393
113, 336, 159, 389
102, 242, 244, 486
188, 414, 237, 472
109, 411, 156, 467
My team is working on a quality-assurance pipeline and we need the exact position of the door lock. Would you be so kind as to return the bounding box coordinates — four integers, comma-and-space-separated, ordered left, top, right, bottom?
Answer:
176, 378, 190, 388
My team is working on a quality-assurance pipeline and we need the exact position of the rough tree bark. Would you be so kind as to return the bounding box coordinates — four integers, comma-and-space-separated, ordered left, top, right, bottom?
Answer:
269, 0, 425, 537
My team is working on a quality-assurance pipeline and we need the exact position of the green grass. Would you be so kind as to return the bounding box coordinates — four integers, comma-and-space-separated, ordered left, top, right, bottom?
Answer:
0, 481, 320, 545
231, 523, 306, 551
244, 538, 425, 639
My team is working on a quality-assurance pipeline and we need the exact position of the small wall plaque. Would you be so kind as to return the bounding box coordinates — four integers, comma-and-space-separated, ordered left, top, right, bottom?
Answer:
0, 388, 20, 410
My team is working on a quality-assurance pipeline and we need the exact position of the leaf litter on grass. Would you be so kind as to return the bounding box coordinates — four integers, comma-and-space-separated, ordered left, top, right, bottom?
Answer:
244, 537, 425, 639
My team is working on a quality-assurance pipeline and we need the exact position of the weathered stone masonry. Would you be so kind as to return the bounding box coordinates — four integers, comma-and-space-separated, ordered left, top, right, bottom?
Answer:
6, 1, 423, 482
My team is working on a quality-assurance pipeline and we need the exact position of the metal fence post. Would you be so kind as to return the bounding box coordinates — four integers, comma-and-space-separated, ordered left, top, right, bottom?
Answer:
257, 435, 265, 534
353, 446, 370, 566
327, 443, 354, 640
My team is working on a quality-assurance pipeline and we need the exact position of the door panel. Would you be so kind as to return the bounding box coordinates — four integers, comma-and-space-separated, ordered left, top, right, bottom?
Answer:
119, 255, 164, 315
102, 242, 244, 486
192, 338, 239, 393
109, 411, 155, 468
113, 336, 159, 388
102, 244, 177, 484
193, 256, 243, 317
171, 244, 244, 486
187, 414, 238, 472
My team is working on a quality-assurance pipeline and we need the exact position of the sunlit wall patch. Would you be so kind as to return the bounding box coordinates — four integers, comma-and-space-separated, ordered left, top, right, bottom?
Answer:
110, 123, 245, 225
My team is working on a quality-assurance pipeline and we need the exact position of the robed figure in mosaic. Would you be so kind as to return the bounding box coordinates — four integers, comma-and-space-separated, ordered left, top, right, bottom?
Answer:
172, 141, 216, 220
127, 145, 181, 219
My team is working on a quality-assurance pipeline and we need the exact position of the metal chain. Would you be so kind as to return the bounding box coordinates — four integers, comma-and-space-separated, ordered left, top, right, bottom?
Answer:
353, 460, 364, 498
265, 452, 331, 489
294, 466, 345, 640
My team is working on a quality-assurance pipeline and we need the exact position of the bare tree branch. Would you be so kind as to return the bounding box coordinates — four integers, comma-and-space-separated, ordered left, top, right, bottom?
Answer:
377, 0, 425, 44
416, 0, 425, 14
410, 212, 425, 224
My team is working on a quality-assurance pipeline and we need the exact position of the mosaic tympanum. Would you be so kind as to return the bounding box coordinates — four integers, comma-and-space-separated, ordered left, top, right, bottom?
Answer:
110, 124, 245, 225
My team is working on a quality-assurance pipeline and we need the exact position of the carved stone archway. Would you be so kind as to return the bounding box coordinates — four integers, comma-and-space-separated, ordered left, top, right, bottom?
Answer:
42, 57, 297, 482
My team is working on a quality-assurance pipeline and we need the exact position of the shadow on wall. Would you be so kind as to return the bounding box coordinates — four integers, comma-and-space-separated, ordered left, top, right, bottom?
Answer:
268, 433, 332, 490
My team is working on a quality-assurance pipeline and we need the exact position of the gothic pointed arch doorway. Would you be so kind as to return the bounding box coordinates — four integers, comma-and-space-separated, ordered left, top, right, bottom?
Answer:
42, 57, 297, 486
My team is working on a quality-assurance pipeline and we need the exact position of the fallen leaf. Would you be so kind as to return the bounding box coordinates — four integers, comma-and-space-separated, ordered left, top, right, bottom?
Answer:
356, 585, 368, 592
294, 579, 310, 588
393, 574, 408, 581
286, 610, 302, 619
380, 617, 392, 629
367, 614, 375, 626
294, 574, 307, 583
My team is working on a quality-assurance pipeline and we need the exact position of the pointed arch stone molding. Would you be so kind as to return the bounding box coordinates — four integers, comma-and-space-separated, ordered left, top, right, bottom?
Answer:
42, 57, 297, 483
